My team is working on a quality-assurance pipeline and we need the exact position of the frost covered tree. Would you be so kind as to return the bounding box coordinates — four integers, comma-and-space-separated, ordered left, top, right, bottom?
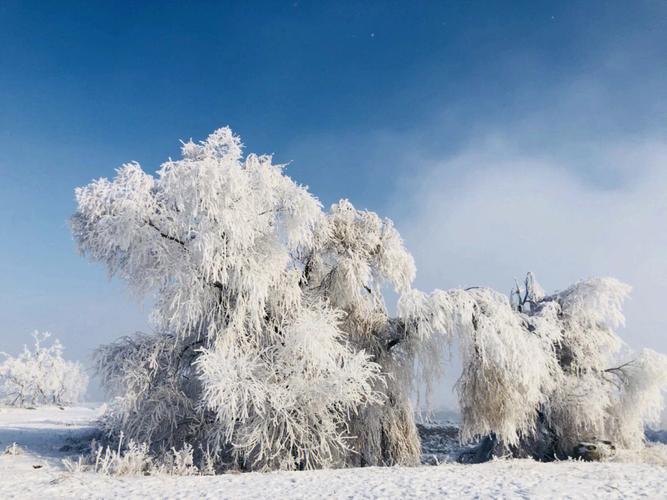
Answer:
0, 331, 88, 407
72, 128, 426, 471
72, 127, 666, 470
299, 199, 424, 466
399, 273, 667, 461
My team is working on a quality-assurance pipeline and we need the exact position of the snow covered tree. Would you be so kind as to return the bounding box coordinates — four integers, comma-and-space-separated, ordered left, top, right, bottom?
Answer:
73, 127, 666, 470
0, 331, 88, 407
72, 128, 424, 471
300, 199, 423, 466
399, 273, 667, 461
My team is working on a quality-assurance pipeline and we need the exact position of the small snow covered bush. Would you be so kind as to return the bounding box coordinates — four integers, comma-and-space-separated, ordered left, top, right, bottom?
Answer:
0, 331, 88, 407
63, 435, 205, 476
3, 443, 24, 456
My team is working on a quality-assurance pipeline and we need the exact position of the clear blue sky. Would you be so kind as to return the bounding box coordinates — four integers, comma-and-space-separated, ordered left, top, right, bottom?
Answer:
2, 2, 667, 400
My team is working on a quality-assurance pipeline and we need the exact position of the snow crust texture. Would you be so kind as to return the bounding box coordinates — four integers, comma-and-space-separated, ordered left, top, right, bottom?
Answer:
3, 460, 666, 499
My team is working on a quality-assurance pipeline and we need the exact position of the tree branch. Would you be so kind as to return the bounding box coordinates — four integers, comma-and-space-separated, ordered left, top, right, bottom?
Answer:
147, 219, 188, 247
145, 219, 223, 292
604, 360, 635, 373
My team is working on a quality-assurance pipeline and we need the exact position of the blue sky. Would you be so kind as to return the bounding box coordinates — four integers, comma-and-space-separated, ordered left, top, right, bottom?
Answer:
1, 2, 667, 400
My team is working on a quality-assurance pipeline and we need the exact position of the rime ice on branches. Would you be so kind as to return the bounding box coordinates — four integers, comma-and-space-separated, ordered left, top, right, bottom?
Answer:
0, 331, 88, 407
72, 128, 666, 471
399, 274, 667, 461
72, 128, 422, 470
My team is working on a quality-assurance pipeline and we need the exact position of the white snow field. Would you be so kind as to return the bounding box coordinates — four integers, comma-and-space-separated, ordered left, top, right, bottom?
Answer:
1, 406, 665, 499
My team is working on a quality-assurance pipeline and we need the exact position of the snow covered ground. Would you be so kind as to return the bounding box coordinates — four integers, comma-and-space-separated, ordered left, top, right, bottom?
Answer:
1, 406, 665, 499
